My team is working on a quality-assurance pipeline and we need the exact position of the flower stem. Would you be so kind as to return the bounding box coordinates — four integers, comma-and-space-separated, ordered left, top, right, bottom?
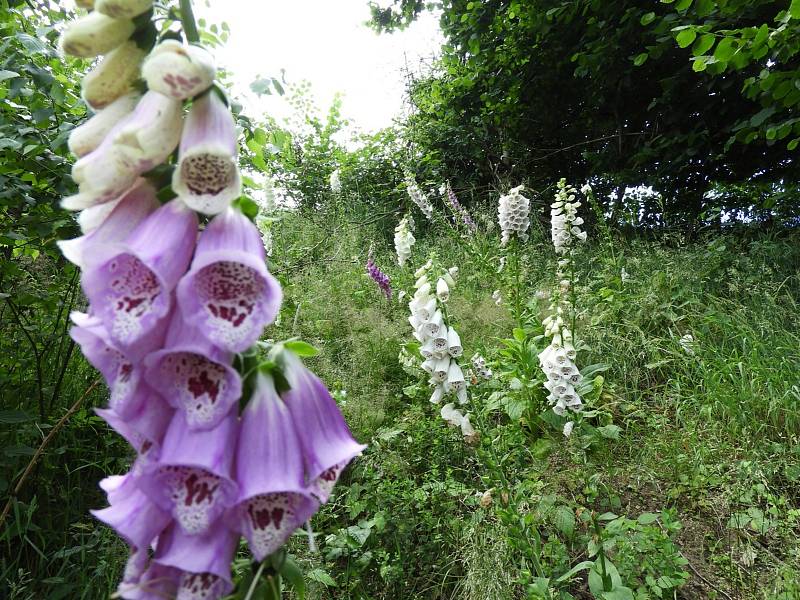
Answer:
179, 0, 200, 43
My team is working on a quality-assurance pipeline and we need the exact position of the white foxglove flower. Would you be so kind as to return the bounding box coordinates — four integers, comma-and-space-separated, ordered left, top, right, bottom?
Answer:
440, 403, 464, 427
414, 259, 433, 278
420, 310, 443, 338
430, 386, 444, 404
142, 40, 216, 101
394, 214, 415, 267
497, 184, 530, 246
563, 421, 574, 437
456, 387, 468, 405
492, 290, 502, 305
447, 328, 462, 357
421, 358, 435, 374
95, 0, 153, 19
442, 272, 456, 289
433, 326, 449, 354
460, 414, 476, 439
60, 12, 135, 58
621, 267, 629, 283
436, 278, 449, 302
81, 41, 146, 110
330, 169, 341, 194
68, 92, 140, 157
411, 297, 436, 322
432, 356, 450, 383
420, 338, 436, 359
405, 173, 433, 219
172, 91, 241, 214
446, 362, 465, 391
448, 266, 458, 279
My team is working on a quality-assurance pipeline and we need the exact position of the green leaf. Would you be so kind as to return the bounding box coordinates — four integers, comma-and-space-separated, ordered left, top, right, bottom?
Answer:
637, 512, 659, 525
713, 37, 736, 61
512, 327, 526, 342
692, 34, 715, 56
633, 53, 648, 66
597, 424, 621, 439
278, 557, 305, 600
553, 506, 576, 538
790, 0, 800, 18
676, 29, 697, 48
307, 568, 337, 587
640, 12, 655, 26
284, 340, 320, 357
0, 410, 34, 424
0, 70, 20, 83
602, 587, 635, 600
555, 560, 594, 582
233, 196, 259, 220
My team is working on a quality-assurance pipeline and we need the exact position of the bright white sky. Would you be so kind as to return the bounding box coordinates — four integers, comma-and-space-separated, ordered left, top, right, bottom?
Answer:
195, 0, 443, 133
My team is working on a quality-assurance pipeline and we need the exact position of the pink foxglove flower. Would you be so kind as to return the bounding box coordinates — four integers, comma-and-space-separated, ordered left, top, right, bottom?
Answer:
177, 207, 282, 353
81, 199, 197, 350
95, 391, 173, 463
58, 178, 159, 269
60, 12, 135, 58
145, 315, 242, 431
95, 0, 153, 19
68, 92, 140, 157
151, 520, 238, 599
81, 41, 146, 110
142, 40, 216, 101
172, 91, 241, 214
139, 410, 239, 535
281, 353, 366, 503
229, 373, 319, 561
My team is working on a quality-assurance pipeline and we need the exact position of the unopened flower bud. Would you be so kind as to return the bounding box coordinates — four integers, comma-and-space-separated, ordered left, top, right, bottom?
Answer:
436, 278, 450, 302
96, 0, 153, 19
142, 40, 216, 101
61, 12, 135, 58
81, 41, 146, 110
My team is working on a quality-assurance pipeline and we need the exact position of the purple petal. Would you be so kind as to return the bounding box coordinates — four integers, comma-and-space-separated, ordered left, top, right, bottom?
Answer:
118, 562, 181, 600
81, 200, 197, 350
281, 353, 366, 503
138, 410, 238, 535
95, 389, 173, 459
230, 373, 319, 560
59, 179, 159, 269
91, 473, 171, 552
153, 520, 237, 598
173, 91, 240, 215
177, 208, 281, 353
144, 313, 241, 431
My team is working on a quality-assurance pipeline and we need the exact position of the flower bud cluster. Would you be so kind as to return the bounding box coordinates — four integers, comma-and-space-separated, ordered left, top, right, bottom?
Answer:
58, 10, 363, 598
366, 254, 392, 300
441, 181, 477, 232
407, 261, 476, 440
405, 173, 433, 219
394, 213, 416, 267
551, 178, 587, 255
497, 184, 530, 246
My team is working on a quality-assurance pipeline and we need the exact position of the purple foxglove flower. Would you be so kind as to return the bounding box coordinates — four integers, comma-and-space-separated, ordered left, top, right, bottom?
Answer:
138, 410, 239, 535
95, 390, 173, 462
65, 92, 183, 210
91, 472, 172, 554
366, 255, 392, 300
229, 373, 319, 561
95, 0, 153, 19
69, 312, 165, 418
58, 179, 159, 269
118, 562, 181, 600
144, 314, 241, 430
60, 12, 135, 58
152, 520, 237, 600
176, 207, 281, 353
172, 91, 241, 214
68, 92, 140, 157
81, 200, 198, 350
81, 41, 146, 110
281, 353, 366, 503
142, 40, 216, 101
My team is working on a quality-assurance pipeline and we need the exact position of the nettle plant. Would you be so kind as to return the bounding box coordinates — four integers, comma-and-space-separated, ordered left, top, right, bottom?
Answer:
56, 1, 365, 597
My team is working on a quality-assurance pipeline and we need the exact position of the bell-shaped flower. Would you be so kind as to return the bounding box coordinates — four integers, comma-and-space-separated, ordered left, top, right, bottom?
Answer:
117, 562, 180, 600
81, 41, 146, 110
59, 179, 159, 269
432, 356, 449, 383
430, 385, 444, 404
420, 338, 436, 360
446, 362, 465, 392
60, 12, 135, 58
447, 328, 462, 357
139, 410, 239, 535
96, 0, 153, 19
69, 311, 164, 417
420, 358, 435, 374
436, 278, 449, 302
81, 199, 197, 349
66, 92, 183, 210
456, 386, 468, 405
440, 403, 464, 428
91, 471, 171, 554
177, 207, 281, 353
229, 373, 319, 561
281, 353, 366, 503
420, 309, 443, 338
78, 198, 124, 234
152, 520, 237, 599
432, 325, 448, 354
410, 296, 436, 322
460, 414, 476, 440
95, 390, 173, 462
68, 92, 140, 157
145, 315, 241, 431
142, 40, 216, 101
172, 91, 240, 214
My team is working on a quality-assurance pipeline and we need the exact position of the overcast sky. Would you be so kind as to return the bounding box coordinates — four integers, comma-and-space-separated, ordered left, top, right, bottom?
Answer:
195, 0, 443, 133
